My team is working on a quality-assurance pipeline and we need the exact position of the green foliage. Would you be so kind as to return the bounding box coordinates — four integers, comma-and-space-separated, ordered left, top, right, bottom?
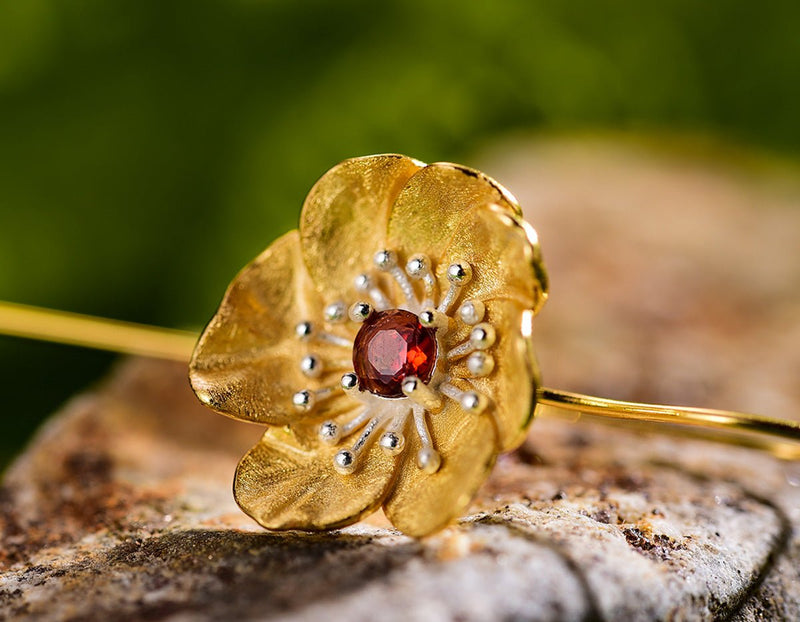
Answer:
1, 0, 799, 463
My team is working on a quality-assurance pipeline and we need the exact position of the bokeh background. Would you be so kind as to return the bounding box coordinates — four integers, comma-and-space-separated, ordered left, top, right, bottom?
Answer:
2, 0, 800, 467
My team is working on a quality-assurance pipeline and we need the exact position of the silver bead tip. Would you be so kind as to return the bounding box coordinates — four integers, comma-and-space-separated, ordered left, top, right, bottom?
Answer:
319, 420, 340, 444
333, 449, 356, 474
292, 389, 315, 411
373, 249, 397, 271
417, 447, 442, 473
446, 262, 472, 285
379, 431, 405, 456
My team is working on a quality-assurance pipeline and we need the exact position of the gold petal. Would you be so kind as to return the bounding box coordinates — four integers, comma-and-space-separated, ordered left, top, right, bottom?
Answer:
386, 163, 545, 452
386, 162, 546, 309
234, 426, 397, 531
448, 298, 541, 452
300, 154, 423, 299
189, 231, 355, 425
383, 399, 497, 537
438, 203, 548, 311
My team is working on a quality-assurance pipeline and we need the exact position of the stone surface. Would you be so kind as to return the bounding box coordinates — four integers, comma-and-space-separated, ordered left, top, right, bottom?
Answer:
1, 138, 800, 621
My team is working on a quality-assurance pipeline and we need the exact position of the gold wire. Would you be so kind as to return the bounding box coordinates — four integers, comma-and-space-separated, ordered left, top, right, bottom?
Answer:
1, 299, 799, 459
0, 300, 196, 362
536, 388, 800, 460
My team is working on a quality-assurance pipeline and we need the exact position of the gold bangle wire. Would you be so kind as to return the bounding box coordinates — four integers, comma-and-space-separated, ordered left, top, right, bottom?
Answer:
536, 388, 800, 461
2, 299, 799, 460
0, 300, 196, 362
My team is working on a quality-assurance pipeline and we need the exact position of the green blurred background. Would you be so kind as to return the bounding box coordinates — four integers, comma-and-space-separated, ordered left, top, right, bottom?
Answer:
1, 0, 799, 467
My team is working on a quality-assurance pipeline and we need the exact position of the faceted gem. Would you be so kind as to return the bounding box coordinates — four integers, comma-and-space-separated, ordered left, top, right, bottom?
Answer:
353, 309, 438, 398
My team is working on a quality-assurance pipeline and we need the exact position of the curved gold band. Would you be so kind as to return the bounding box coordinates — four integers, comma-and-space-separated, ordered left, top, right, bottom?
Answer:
536, 387, 800, 460
2, 299, 799, 460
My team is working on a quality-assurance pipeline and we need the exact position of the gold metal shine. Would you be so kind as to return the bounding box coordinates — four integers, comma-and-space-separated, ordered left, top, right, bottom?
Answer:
386, 164, 548, 312
454, 298, 541, 452
2, 154, 800, 538
188, 155, 554, 536
234, 426, 397, 531
385, 396, 498, 537
4, 300, 799, 463
0, 300, 196, 361
300, 154, 423, 301
536, 388, 800, 460
189, 231, 356, 426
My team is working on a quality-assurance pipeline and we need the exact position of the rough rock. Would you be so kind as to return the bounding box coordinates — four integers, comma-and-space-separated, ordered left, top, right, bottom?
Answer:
1, 138, 799, 621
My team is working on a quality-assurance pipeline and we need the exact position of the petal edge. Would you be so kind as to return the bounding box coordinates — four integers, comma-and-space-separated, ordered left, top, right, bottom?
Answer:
235, 426, 397, 531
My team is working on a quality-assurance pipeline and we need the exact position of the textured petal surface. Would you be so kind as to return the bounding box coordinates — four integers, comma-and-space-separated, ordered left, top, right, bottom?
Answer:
448, 298, 541, 452
189, 231, 354, 425
235, 426, 397, 531
300, 154, 423, 300
383, 396, 498, 537
438, 203, 548, 310
387, 165, 546, 452
386, 162, 546, 309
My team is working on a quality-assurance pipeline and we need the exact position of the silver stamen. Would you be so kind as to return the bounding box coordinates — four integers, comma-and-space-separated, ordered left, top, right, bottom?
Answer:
373, 249, 398, 271
458, 299, 485, 325
292, 386, 334, 412
295, 321, 351, 348
318, 420, 340, 444
417, 446, 441, 474
406, 253, 437, 305
354, 273, 372, 292
379, 410, 409, 457
351, 417, 380, 454
419, 307, 449, 332
437, 261, 473, 314
379, 431, 405, 456
333, 449, 356, 475
405, 254, 428, 279
460, 391, 489, 414
412, 404, 432, 448
292, 389, 315, 411
375, 249, 416, 307
392, 266, 416, 307
447, 261, 473, 285
300, 354, 323, 378
412, 404, 441, 473
319, 332, 353, 348
401, 376, 443, 412
354, 272, 392, 310
440, 381, 489, 415
295, 321, 313, 340
348, 301, 373, 323
341, 408, 372, 435
466, 351, 495, 377
341, 372, 360, 394
324, 301, 347, 323
470, 323, 496, 350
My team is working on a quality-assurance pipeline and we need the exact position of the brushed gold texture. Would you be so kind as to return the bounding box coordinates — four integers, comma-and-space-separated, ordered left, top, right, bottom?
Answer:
300, 154, 423, 300
383, 391, 498, 538
190, 231, 354, 425
190, 154, 549, 536
234, 426, 397, 531
3, 153, 799, 537
448, 298, 540, 452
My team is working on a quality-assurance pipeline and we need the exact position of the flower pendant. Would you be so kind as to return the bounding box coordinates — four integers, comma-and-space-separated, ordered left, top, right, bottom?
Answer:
189, 154, 548, 537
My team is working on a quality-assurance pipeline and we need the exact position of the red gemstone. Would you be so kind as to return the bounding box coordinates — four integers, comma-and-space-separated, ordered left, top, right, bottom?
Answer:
353, 309, 438, 398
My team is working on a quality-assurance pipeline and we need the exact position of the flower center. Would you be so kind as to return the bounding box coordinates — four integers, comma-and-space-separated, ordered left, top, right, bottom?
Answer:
352, 309, 437, 398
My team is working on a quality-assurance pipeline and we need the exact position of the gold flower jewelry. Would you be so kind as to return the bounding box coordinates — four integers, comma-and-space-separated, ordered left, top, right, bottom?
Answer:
188, 155, 548, 536
1, 153, 799, 538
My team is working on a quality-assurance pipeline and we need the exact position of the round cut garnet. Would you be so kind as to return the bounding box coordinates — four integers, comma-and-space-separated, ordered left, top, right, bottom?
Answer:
353, 309, 438, 398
